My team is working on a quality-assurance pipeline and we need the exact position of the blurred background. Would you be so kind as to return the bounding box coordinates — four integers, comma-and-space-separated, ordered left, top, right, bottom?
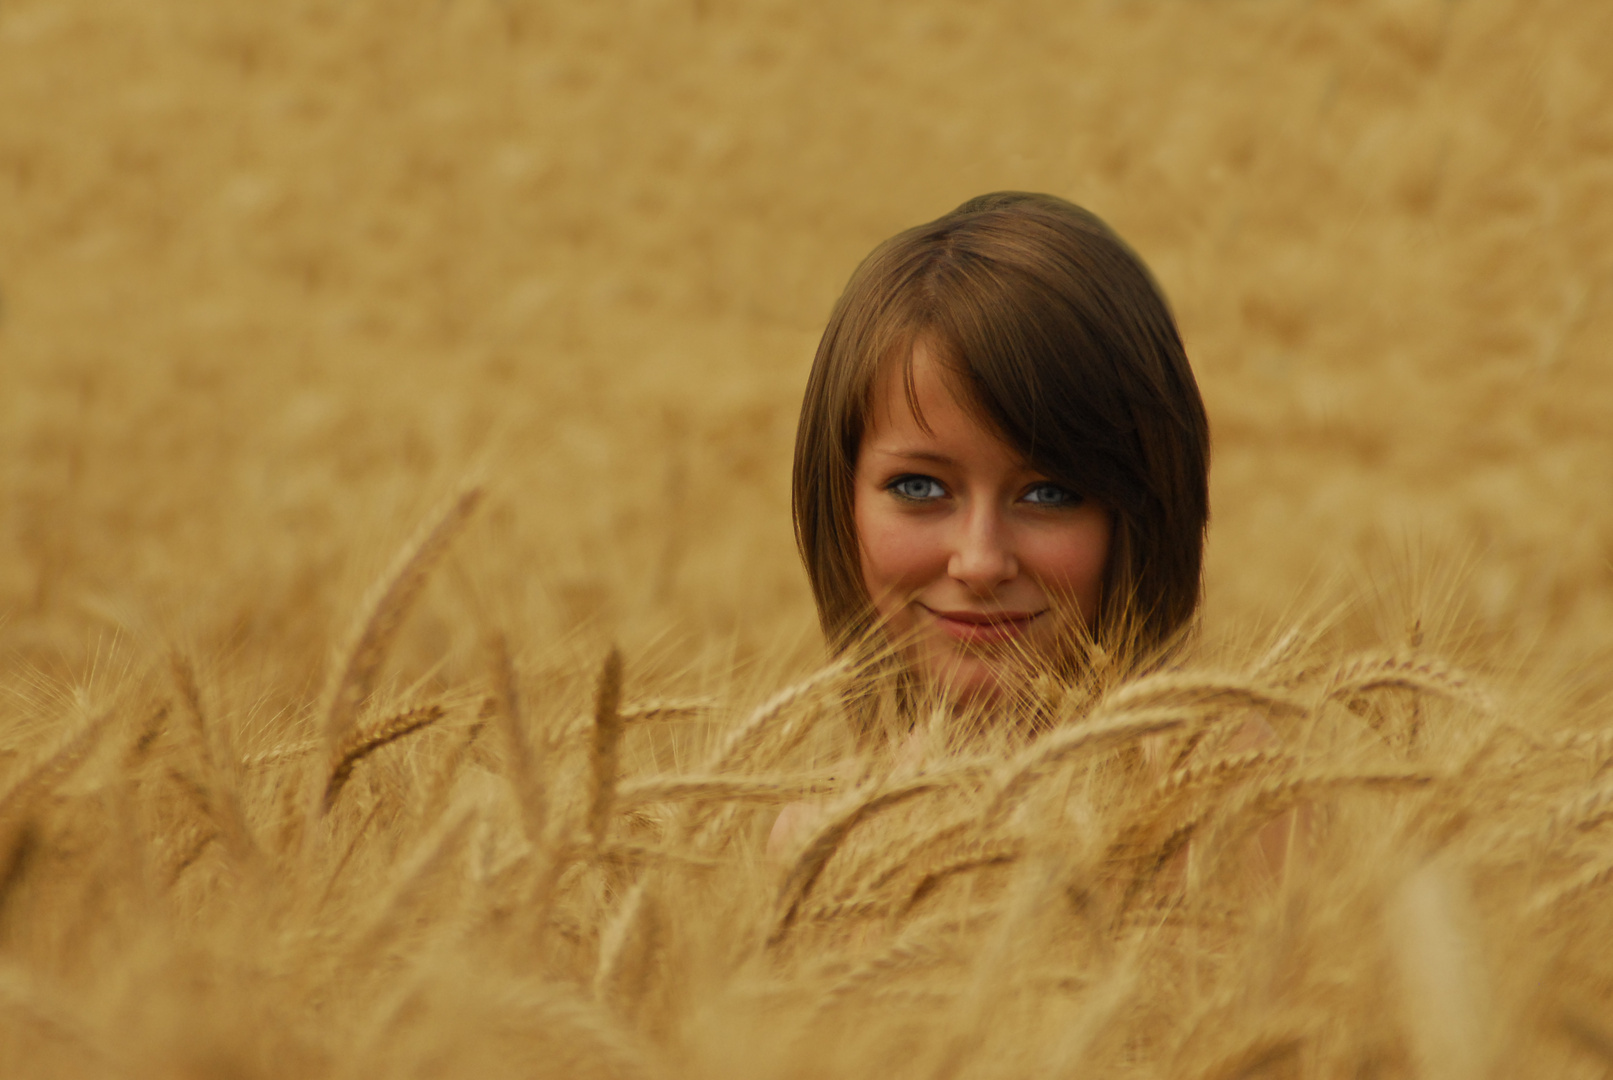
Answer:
1, 0, 1609, 704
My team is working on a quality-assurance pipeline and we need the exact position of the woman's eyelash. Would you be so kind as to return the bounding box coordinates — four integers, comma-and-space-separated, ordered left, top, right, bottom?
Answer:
1022, 483, 1084, 506
887, 475, 947, 501
884, 477, 1084, 505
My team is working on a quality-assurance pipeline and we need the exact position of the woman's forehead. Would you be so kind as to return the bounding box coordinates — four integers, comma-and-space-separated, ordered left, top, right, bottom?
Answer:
866, 334, 959, 435
863, 337, 1025, 463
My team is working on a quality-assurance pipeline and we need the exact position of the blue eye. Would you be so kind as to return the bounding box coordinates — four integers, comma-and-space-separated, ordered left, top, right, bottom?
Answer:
1023, 483, 1083, 506
888, 475, 946, 501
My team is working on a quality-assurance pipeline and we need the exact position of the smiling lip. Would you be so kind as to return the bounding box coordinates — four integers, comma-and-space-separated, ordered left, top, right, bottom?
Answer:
922, 607, 1046, 645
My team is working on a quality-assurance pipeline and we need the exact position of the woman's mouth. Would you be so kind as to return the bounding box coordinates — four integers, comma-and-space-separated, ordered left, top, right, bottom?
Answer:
921, 606, 1046, 645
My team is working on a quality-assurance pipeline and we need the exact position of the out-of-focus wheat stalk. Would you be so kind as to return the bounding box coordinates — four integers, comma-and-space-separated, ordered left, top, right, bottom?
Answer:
6, 579, 1607, 1080
321, 486, 484, 748
323, 703, 446, 811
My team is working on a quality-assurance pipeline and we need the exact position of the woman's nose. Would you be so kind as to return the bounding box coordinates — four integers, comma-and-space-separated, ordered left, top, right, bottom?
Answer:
947, 507, 1017, 594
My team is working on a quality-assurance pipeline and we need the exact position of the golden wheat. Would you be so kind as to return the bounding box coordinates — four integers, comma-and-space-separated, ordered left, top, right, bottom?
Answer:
4, 1, 1613, 1076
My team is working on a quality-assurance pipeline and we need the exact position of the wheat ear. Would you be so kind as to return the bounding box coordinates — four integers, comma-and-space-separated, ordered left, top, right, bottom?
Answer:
244, 740, 322, 767
859, 816, 977, 893
985, 710, 1192, 824
798, 896, 898, 925
0, 708, 116, 826
1161, 748, 1298, 795
1187, 770, 1432, 877
1539, 779, 1613, 841
168, 652, 263, 867
1099, 673, 1310, 717
1113, 813, 1203, 918
1105, 749, 1292, 874
169, 651, 209, 745
900, 838, 1025, 915
1213, 771, 1434, 829
615, 772, 837, 810
487, 633, 547, 849
619, 697, 717, 722
322, 485, 483, 747
585, 647, 625, 847
704, 658, 850, 773
672, 662, 850, 847
1323, 651, 1494, 711
322, 704, 446, 812
770, 773, 963, 946
1251, 625, 1310, 677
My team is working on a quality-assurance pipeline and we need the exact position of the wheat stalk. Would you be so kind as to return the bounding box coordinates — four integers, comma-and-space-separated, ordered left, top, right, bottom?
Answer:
0, 959, 109, 1061
317, 799, 387, 908
1559, 1005, 1613, 1066
811, 938, 955, 1016
585, 647, 625, 848
321, 485, 483, 747
496, 982, 665, 1080
1188, 1033, 1304, 1080
0, 821, 38, 915
593, 878, 650, 1002
586, 840, 719, 871
353, 808, 477, 955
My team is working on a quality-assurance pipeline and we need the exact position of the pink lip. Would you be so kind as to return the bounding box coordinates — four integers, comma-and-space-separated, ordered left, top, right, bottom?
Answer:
921, 606, 1046, 645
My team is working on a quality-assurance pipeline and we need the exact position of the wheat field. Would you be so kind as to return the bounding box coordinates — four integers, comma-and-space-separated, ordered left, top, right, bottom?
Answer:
2, 0, 1613, 1076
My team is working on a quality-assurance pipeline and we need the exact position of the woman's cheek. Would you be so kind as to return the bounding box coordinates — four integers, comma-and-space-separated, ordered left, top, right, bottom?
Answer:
1027, 511, 1110, 617
859, 513, 938, 601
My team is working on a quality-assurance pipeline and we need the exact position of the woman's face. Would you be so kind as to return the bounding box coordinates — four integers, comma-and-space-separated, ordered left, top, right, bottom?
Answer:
853, 337, 1112, 705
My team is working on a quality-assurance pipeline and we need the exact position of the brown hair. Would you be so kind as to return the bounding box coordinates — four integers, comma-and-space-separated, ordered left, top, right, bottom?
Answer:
792, 191, 1210, 661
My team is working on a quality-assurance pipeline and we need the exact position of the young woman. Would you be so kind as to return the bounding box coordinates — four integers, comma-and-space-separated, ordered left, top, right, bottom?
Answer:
792, 191, 1210, 715
768, 193, 1302, 870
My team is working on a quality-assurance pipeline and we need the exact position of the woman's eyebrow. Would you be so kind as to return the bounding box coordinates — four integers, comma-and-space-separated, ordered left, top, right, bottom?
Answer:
876, 449, 956, 466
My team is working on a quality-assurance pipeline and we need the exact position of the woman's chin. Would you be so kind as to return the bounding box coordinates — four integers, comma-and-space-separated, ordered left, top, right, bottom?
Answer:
923, 653, 1019, 708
